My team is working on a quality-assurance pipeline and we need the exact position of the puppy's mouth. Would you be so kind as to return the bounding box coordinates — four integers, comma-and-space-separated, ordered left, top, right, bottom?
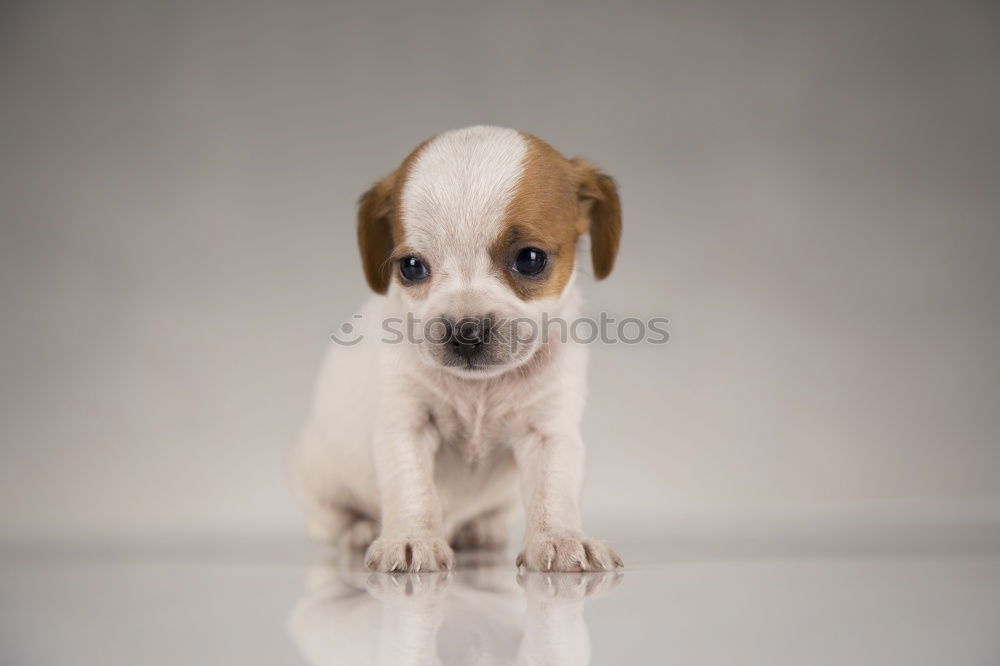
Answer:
442, 357, 495, 372
437, 345, 539, 378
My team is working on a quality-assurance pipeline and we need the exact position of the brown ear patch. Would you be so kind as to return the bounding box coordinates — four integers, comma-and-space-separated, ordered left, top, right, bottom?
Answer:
357, 175, 397, 293
356, 139, 431, 294
570, 158, 622, 280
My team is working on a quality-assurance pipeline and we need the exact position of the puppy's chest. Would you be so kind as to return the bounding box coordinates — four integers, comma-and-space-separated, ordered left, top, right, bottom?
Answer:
430, 396, 526, 463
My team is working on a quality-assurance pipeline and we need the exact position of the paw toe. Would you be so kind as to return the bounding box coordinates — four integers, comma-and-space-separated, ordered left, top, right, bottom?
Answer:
365, 536, 454, 572
517, 535, 622, 572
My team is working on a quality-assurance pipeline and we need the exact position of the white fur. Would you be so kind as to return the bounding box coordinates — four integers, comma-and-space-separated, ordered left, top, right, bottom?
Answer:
401, 125, 526, 276
291, 126, 622, 572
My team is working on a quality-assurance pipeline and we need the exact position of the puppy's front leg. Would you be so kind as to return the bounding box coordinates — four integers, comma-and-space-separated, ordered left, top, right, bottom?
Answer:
365, 405, 455, 573
513, 429, 623, 572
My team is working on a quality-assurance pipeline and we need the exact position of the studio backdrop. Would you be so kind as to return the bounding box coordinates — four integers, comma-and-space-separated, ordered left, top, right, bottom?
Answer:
1, 0, 998, 543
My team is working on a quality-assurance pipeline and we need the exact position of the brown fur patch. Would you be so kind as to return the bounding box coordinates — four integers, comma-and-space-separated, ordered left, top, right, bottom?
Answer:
492, 133, 623, 300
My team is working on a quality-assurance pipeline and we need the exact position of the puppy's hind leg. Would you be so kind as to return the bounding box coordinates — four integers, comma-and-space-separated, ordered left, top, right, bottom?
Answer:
304, 503, 355, 545
306, 505, 379, 551
340, 516, 379, 551
293, 424, 379, 551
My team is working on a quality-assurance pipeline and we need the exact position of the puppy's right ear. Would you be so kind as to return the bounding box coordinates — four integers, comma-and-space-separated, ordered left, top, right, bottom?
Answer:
356, 174, 397, 294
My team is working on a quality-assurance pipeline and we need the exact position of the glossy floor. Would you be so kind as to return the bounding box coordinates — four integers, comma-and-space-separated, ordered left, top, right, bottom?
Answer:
2, 526, 999, 665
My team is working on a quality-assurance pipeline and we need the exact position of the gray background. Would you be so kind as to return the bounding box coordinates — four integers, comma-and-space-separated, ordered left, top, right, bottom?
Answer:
2, 0, 999, 543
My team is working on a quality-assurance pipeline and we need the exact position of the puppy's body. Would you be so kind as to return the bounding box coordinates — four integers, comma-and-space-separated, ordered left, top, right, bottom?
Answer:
292, 126, 622, 572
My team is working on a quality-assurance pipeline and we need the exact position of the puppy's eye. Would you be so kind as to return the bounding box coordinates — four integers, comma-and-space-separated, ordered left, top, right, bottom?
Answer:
512, 248, 547, 276
399, 256, 430, 282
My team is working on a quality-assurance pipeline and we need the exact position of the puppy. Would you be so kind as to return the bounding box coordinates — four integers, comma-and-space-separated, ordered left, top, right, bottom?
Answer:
292, 126, 623, 572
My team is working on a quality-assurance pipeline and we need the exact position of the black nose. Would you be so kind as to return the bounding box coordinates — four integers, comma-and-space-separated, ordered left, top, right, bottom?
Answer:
447, 317, 487, 360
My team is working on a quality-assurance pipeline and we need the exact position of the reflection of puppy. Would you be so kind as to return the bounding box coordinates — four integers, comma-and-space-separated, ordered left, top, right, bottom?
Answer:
515, 571, 623, 665
292, 126, 624, 572
287, 559, 622, 666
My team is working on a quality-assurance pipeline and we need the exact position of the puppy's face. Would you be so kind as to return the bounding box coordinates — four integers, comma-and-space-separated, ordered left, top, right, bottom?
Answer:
357, 126, 621, 379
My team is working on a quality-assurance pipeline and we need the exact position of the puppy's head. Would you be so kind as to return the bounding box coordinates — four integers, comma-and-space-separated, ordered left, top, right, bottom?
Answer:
357, 126, 621, 378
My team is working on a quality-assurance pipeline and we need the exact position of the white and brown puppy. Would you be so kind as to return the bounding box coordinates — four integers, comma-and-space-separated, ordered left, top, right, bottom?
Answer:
292, 125, 623, 572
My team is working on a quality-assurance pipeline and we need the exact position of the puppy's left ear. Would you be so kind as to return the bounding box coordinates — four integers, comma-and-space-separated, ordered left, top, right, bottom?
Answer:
570, 158, 622, 280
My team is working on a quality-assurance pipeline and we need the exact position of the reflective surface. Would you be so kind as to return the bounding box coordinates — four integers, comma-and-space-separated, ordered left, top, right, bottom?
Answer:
2, 531, 999, 665
291, 551, 623, 665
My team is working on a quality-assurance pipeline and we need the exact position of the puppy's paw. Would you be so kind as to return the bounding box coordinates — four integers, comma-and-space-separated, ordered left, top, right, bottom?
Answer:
516, 534, 623, 572
364, 535, 455, 572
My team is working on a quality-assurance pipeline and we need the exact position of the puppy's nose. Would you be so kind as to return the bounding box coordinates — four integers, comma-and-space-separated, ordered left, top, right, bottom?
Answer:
447, 317, 487, 360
